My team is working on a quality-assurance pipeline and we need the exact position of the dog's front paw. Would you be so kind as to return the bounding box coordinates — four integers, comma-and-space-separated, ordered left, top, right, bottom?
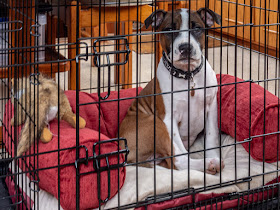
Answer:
206, 158, 225, 175
175, 155, 188, 170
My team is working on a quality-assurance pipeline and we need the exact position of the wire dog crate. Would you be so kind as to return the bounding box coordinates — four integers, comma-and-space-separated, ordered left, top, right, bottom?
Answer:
1, 0, 280, 209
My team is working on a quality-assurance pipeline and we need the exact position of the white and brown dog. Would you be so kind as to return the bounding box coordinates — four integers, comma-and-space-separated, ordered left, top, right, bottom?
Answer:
120, 8, 224, 174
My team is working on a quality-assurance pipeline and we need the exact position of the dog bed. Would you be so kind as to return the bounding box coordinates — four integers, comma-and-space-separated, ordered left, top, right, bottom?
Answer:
5, 134, 280, 209
217, 74, 280, 162
3, 74, 280, 209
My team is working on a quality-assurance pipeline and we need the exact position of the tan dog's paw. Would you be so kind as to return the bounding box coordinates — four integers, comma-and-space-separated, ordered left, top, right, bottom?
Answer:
206, 158, 225, 175
78, 116, 86, 128
70, 116, 86, 129
40, 127, 53, 143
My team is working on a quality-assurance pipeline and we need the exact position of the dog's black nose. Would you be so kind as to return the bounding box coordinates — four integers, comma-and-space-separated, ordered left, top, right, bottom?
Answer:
179, 43, 193, 55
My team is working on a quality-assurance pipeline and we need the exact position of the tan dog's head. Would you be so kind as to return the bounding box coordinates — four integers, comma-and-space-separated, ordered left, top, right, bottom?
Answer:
145, 8, 221, 71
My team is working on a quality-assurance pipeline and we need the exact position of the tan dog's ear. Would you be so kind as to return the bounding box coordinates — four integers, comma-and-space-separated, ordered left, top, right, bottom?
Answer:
197, 7, 221, 27
144, 10, 167, 30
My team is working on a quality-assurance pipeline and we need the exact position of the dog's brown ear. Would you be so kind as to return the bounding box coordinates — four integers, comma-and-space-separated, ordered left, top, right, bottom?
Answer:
144, 10, 167, 30
197, 7, 221, 27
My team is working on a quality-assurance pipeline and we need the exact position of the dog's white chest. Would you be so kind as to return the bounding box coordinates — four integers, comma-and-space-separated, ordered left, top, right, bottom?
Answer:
157, 59, 217, 146
174, 93, 207, 144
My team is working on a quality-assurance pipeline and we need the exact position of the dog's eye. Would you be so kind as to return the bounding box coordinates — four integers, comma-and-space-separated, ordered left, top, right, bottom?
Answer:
163, 27, 174, 37
191, 22, 203, 35
163, 27, 173, 31
191, 21, 201, 30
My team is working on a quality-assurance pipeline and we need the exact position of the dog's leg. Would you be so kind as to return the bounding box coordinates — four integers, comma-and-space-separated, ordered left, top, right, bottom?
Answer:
172, 142, 219, 172
205, 96, 225, 174
164, 117, 224, 173
163, 117, 195, 170
59, 93, 86, 129
120, 114, 176, 169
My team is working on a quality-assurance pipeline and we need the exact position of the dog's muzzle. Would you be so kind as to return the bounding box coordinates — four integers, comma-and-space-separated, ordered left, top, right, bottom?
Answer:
179, 43, 195, 59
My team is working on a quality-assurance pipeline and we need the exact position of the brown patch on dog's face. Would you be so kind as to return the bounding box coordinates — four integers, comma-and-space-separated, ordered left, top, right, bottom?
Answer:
157, 10, 182, 55
156, 9, 205, 71
158, 9, 207, 56
189, 10, 206, 50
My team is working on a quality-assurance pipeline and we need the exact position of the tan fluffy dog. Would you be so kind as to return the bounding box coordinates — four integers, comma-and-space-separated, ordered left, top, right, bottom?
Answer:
11, 74, 86, 156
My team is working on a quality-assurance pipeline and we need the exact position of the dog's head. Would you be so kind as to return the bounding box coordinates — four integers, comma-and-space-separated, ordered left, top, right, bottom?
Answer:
145, 8, 221, 71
